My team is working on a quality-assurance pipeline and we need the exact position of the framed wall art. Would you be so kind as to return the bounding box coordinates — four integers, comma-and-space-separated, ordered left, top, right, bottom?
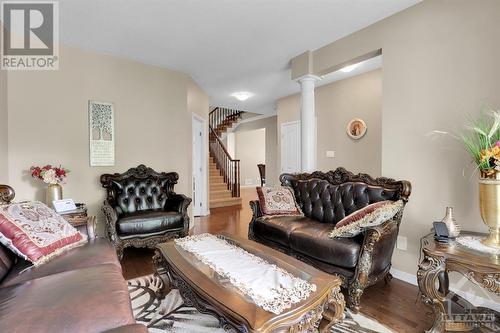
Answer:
346, 118, 367, 140
89, 100, 115, 166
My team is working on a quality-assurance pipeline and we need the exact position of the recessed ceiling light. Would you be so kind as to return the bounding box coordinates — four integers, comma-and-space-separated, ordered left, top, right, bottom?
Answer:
340, 64, 359, 73
231, 91, 254, 101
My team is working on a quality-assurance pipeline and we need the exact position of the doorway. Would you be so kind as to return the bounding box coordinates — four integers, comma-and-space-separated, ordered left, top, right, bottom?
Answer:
192, 114, 208, 216
281, 121, 301, 173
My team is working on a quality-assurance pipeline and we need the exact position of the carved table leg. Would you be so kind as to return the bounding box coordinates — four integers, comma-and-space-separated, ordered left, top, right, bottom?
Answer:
417, 254, 447, 333
153, 250, 172, 299
319, 286, 346, 333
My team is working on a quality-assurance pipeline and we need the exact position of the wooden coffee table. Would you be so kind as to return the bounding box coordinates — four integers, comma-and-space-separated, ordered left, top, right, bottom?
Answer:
153, 234, 345, 333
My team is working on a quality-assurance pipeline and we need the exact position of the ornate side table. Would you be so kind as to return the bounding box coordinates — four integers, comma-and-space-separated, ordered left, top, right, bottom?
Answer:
417, 232, 499, 332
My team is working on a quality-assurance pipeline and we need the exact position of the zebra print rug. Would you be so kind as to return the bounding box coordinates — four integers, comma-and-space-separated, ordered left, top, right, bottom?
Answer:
128, 275, 394, 333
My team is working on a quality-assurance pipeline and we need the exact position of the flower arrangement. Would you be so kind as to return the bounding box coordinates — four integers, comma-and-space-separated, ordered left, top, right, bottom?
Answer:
461, 110, 500, 178
30, 165, 69, 185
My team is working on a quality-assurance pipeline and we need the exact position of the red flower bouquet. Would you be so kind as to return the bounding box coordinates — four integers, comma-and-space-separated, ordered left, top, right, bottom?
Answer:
30, 165, 69, 185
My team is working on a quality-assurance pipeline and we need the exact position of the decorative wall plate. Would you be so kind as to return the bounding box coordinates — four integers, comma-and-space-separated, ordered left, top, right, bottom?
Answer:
347, 118, 367, 140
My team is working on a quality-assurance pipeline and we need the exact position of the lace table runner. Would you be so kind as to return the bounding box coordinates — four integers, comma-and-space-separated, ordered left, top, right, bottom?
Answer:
174, 234, 317, 314
456, 236, 500, 255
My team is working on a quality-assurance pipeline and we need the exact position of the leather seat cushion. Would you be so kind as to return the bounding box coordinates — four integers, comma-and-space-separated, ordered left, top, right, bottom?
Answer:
117, 210, 183, 236
0, 265, 135, 333
290, 222, 361, 269
1, 238, 120, 287
253, 216, 317, 247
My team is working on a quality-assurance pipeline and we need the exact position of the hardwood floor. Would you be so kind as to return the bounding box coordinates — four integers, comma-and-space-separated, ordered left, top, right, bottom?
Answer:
121, 187, 434, 332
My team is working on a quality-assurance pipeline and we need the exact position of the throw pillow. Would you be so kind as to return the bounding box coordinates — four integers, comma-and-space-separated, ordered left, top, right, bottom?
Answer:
329, 200, 403, 238
256, 186, 303, 216
0, 201, 87, 266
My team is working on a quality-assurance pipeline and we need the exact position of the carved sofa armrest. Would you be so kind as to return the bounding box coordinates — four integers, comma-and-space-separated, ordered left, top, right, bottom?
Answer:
165, 193, 192, 214
102, 201, 119, 242
0, 184, 15, 204
165, 193, 192, 232
354, 207, 405, 282
249, 200, 263, 218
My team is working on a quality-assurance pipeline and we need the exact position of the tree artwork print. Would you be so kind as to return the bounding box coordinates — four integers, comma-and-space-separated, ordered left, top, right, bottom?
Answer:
89, 101, 115, 166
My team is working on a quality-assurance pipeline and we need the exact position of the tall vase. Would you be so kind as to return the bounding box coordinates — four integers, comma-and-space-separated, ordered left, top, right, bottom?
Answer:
46, 183, 62, 208
479, 171, 500, 249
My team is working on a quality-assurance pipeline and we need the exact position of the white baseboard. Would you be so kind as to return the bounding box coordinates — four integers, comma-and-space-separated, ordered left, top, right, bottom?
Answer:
390, 267, 417, 285
390, 268, 500, 312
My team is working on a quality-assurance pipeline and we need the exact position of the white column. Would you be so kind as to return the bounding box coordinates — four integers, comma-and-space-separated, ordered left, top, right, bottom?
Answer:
297, 74, 321, 172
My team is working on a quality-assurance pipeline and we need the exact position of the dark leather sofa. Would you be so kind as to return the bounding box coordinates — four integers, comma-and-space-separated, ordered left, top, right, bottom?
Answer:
0, 185, 147, 333
249, 168, 411, 312
101, 165, 192, 259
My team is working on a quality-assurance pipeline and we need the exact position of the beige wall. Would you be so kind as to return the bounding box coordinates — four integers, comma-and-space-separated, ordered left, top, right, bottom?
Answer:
6, 45, 208, 234
277, 69, 382, 177
187, 77, 209, 120
0, 23, 7, 184
234, 116, 278, 186
235, 128, 265, 186
290, 0, 500, 302
0, 67, 7, 184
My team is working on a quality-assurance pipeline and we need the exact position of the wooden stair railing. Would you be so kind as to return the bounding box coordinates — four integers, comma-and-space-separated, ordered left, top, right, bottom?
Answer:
209, 107, 243, 198
209, 107, 243, 136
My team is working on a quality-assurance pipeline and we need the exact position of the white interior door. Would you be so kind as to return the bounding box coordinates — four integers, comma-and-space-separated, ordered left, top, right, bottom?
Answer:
281, 121, 301, 173
192, 116, 204, 216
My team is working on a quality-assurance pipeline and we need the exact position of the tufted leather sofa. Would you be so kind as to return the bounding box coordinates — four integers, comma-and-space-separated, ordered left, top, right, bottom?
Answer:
249, 168, 411, 312
0, 185, 148, 333
101, 165, 192, 259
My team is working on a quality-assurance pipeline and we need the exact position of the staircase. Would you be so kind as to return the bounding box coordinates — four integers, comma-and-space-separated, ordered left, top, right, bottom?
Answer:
209, 107, 243, 208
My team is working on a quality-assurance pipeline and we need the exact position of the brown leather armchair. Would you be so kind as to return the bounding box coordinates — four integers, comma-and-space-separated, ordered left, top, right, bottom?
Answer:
248, 168, 411, 312
101, 165, 192, 259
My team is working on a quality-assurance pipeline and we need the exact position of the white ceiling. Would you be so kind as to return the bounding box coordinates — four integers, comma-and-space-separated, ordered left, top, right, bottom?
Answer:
58, 0, 420, 115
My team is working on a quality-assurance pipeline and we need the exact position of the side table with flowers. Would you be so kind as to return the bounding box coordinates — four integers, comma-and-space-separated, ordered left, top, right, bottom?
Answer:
30, 165, 69, 208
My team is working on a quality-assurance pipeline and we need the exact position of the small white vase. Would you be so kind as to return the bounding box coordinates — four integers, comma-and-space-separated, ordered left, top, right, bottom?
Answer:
441, 207, 461, 238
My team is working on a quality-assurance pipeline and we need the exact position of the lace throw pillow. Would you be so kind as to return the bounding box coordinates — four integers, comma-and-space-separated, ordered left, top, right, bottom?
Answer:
0, 201, 87, 266
256, 186, 303, 216
329, 200, 403, 238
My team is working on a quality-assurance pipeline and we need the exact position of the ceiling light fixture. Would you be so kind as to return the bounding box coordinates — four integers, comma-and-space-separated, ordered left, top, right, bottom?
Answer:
231, 91, 254, 101
340, 64, 359, 73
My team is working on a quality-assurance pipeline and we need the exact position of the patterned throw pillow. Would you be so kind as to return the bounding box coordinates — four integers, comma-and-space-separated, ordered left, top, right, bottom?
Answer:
256, 186, 303, 216
0, 201, 87, 266
329, 200, 403, 238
